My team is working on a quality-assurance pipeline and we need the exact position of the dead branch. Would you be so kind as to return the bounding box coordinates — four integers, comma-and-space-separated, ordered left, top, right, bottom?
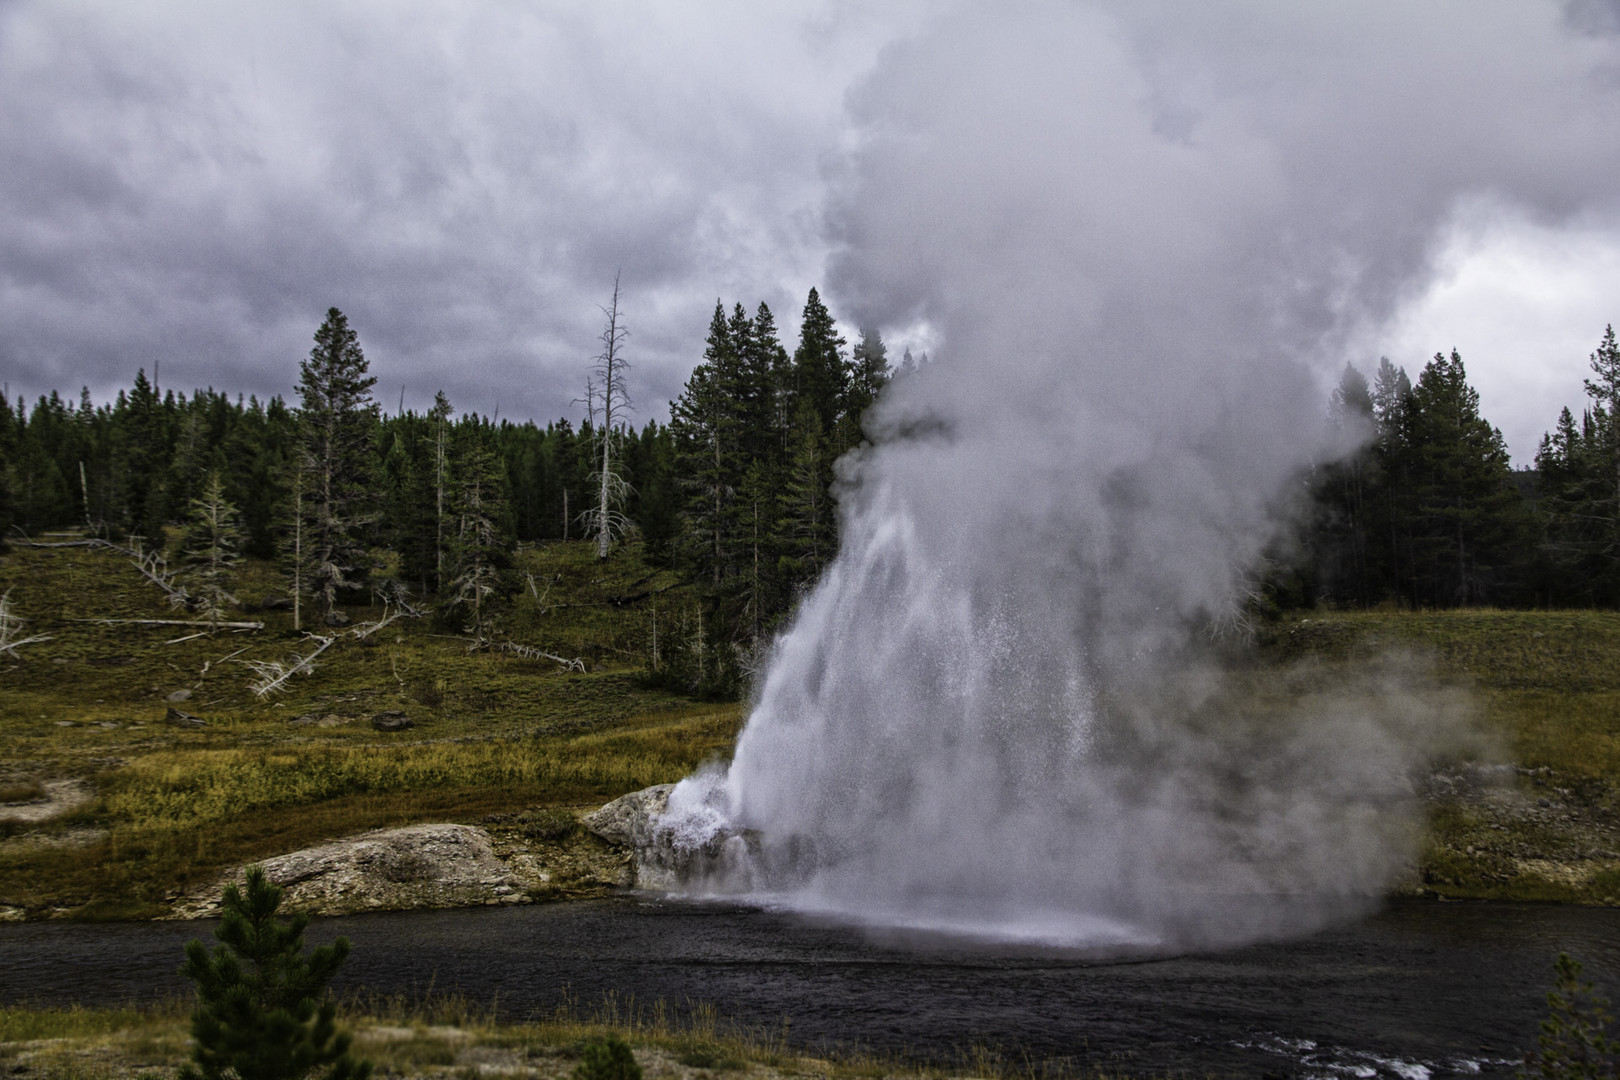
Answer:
241, 635, 336, 698
0, 590, 52, 659
348, 603, 407, 641
164, 631, 210, 645
527, 573, 552, 613
101, 537, 192, 609
201, 645, 252, 677
235, 600, 419, 697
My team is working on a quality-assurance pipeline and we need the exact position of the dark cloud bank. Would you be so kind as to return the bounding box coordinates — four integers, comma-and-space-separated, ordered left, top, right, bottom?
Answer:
0, 2, 872, 419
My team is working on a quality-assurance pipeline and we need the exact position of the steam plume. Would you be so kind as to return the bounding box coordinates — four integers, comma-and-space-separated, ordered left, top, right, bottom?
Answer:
661, 1, 1620, 949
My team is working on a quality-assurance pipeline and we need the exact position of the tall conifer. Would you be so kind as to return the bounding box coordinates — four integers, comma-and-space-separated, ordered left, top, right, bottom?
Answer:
294, 308, 378, 622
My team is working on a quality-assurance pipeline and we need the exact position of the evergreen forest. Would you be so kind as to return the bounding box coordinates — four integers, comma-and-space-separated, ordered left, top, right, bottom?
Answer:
3, 295, 1618, 697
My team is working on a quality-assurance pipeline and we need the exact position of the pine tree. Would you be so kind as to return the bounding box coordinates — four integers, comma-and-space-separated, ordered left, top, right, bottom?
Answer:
1405, 350, 1531, 606
179, 865, 370, 1080
670, 302, 740, 585
1371, 357, 1419, 605
442, 418, 509, 640
1535, 406, 1600, 604
181, 470, 243, 628
1313, 362, 1377, 606
1520, 952, 1617, 1079
294, 308, 379, 623
0, 395, 15, 545
1579, 325, 1620, 600
835, 325, 890, 454
776, 400, 835, 590
120, 369, 166, 538
790, 287, 848, 439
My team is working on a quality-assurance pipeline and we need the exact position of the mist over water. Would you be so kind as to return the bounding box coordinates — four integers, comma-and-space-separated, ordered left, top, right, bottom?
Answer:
662, 2, 1620, 949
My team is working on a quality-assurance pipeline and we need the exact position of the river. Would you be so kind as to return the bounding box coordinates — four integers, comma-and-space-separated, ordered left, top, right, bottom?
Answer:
3, 897, 1617, 1078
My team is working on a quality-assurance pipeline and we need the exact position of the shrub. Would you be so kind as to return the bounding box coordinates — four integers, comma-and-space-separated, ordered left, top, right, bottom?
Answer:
179, 865, 371, 1080
573, 1036, 642, 1080
518, 806, 578, 841
1521, 952, 1617, 1079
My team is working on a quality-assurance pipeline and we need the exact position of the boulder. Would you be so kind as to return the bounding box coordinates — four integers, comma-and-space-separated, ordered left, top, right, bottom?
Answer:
164, 688, 193, 703
170, 824, 528, 918
371, 711, 412, 732
582, 784, 775, 891
581, 784, 673, 849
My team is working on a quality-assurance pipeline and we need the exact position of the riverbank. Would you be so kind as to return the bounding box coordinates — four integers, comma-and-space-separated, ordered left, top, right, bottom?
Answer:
0, 993, 965, 1080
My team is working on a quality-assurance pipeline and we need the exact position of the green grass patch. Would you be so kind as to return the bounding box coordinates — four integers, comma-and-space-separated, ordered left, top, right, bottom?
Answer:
1, 991, 1111, 1080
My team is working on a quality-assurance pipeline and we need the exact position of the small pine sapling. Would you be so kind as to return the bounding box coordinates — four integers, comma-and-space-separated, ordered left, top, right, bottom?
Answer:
574, 1036, 643, 1080
1521, 952, 1618, 1080
179, 865, 371, 1080
181, 470, 243, 629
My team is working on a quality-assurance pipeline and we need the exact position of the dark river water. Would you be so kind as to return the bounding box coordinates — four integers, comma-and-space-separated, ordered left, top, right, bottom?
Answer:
3, 897, 1617, 1078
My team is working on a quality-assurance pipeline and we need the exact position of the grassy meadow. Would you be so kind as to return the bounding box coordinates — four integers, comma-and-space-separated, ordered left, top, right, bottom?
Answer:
1255, 609, 1620, 902
0, 538, 739, 919
2, 536, 1620, 918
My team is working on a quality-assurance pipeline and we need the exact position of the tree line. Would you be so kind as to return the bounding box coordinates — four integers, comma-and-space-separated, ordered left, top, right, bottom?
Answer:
5, 295, 1615, 683
0, 289, 909, 691
0, 307, 680, 636
1285, 326, 1620, 612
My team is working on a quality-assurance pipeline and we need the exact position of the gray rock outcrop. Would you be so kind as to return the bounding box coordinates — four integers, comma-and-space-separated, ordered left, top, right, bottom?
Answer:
582, 784, 774, 891
581, 784, 674, 850
170, 823, 539, 918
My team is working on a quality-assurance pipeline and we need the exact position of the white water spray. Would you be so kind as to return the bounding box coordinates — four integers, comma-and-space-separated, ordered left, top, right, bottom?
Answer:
655, 1, 1620, 950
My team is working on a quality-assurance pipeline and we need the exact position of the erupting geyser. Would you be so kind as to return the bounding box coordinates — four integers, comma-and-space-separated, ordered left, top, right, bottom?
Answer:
651, 2, 1620, 950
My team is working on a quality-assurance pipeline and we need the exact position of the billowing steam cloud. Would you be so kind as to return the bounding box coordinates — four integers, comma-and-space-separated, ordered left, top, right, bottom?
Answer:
658, 2, 1620, 949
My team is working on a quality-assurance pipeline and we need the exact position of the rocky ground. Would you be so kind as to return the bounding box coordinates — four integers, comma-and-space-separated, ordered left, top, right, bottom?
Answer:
160, 814, 638, 921
1408, 763, 1620, 903
4, 764, 1618, 924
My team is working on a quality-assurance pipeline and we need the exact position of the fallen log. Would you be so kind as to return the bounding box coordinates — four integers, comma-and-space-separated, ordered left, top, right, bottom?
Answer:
76, 618, 265, 631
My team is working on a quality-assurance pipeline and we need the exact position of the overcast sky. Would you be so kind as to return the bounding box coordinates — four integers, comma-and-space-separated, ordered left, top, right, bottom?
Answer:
2, 1, 1618, 464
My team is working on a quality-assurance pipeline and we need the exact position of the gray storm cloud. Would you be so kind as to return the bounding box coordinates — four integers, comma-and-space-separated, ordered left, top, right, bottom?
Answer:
655, 1, 1620, 949
0, 1, 881, 416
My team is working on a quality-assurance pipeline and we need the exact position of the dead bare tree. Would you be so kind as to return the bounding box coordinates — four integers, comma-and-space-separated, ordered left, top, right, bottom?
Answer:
79, 618, 263, 631
108, 536, 192, 609
429, 390, 452, 592
238, 597, 420, 697
578, 273, 635, 559
486, 638, 585, 672
0, 590, 52, 659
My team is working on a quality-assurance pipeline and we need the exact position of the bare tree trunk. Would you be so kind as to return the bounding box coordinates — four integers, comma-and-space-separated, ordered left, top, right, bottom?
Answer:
436, 411, 446, 590
583, 273, 631, 560
293, 486, 303, 633
79, 461, 91, 531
